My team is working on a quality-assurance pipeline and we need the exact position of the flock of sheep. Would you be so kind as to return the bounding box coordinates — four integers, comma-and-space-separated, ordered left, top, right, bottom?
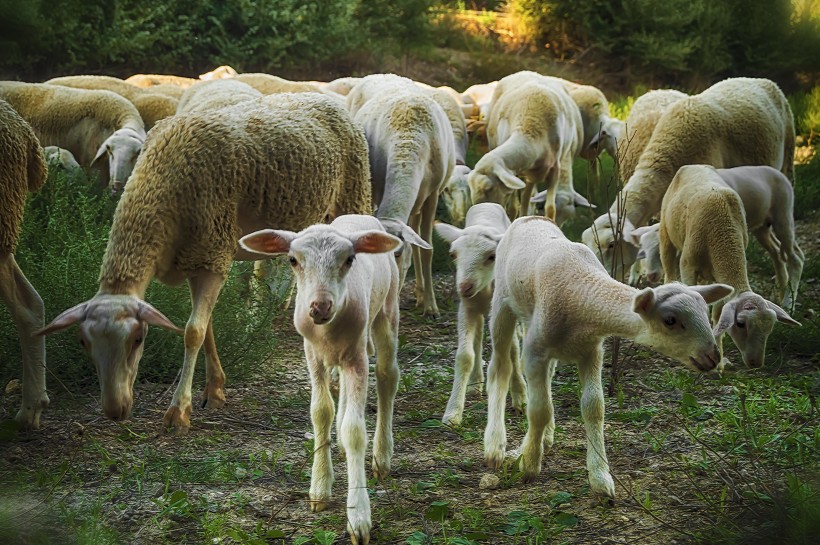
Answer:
0, 65, 806, 543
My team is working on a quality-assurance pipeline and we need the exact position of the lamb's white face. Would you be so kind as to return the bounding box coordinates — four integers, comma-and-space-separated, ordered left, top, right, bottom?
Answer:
582, 215, 639, 282
468, 171, 510, 206
97, 129, 145, 194
441, 166, 472, 227
447, 232, 500, 298
636, 225, 662, 285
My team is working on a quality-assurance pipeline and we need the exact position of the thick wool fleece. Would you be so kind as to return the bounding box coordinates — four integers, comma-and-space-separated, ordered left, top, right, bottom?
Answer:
176, 79, 263, 115
0, 99, 46, 254
98, 93, 372, 291
233, 74, 323, 95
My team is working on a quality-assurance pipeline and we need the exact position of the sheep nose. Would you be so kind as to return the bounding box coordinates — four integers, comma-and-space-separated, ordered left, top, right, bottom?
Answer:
459, 281, 475, 297
110, 181, 125, 194
103, 399, 132, 421
646, 272, 660, 284
309, 300, 333, 323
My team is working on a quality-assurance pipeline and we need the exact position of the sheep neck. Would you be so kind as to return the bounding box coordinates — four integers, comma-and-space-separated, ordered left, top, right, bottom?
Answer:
583, 278, 647, 341
487, 133, 540, 174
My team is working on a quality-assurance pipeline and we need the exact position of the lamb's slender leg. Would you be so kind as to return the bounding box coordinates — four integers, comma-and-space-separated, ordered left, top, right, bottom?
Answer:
519, 182, 536, 217
307, 343, 335, 512
519, 326, 555, 481
578, 344, 615, 497
164, 272, 225, 432
371, 301, 399, 479
201, 318, 226, 409
418, 193, 440, 317
339, 356, 371, 545
336, 369, 347, 457
467, 312, 485, 394
509, 323, 527, 413
409, 211, 424, 306
541, 168, 559, 221
443, 302, 481, 425
658, 223, 680, 283
484, 300, 517, 468
0, 254, 47, 429
785, 243, 804, 310
755, 227, 789, 304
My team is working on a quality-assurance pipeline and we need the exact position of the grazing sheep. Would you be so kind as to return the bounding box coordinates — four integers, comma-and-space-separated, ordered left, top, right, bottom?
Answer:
45, 75, 178, 129
36, 93, 372, 432
485, 216, 731, 497
469, 71, 584, 224
198, 65, 237, 81
43, 145, 81, 173
233, 73, 324, 95
124, 73, 197, 88
584, 78, 795, 282
322, 76, 362, 96
659, 165, 800, 369
435, 203, 524, 425
176, 79, 263, 115
461, 81, 497, 122
0, 82, 146, 192
0, 99, 48, 429
351, 74, 456, 317
240, 214, 403, 545
440, 164, 472, 226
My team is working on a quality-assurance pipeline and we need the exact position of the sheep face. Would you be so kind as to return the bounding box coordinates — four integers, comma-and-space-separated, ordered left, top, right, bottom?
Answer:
436, 225, 502, 298
633, 224, 662, 285
632, 283, 732, 372
36, 295, 181, 420
92, 128, 145, 194
467, 162, 525, 206
441, 166, 472, 227
552, 189, 595, 226
582, 214, 639, 282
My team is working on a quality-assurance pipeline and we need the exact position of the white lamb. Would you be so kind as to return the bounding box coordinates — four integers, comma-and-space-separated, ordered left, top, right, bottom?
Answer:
350, 74, 456, 317
636, 165, 804, 309
434, 203, 524, 425
583, 78, 795, 282
43, 146, 81, 173
659, 165, 800, 369
440, 164, 472, 226
485, 216, 732, 497
240, 214, 402, 545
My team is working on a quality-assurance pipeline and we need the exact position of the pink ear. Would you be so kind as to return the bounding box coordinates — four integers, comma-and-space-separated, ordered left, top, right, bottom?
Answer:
239, 229, 296, 255
351, 230, 402, 254
632, 287, 655, 315
36, 302, 88, 336
137, 301, 183, 334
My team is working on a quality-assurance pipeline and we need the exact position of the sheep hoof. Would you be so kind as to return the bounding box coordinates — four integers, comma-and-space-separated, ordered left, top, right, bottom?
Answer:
347, 514, 371, 545
441, 412, 462, 426
589, 472, 616, 499
15, 396, 49, 430
309, 497, 332, 513
162, 405, 191, 434
201, 385, 226, 409
372, 459, 391, 480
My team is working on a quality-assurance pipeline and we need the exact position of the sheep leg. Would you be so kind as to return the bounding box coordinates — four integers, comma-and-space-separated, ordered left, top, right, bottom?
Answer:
509, 323, 527, 414
658, 223, 680, 282
541, 168, 559, 222
519, 328, 556, 482
467, 309, 486, 395
164, 272, 225, 433
418, 193, 440, 317
755, 227, 789, 304
578, 345, 615, 497
371, 302, 399, 479
201, 318, 226, 409
336, 369, 347, 458
0, 254, 47, 429
339, 356, 372, 545
711, 302, 728, 370
409, 211, 424, 305
784, 243, 804, 311
519, 181, 536, 217
307, 343, 335, 512
443, 304, 483, 425
484, 301, 517, 469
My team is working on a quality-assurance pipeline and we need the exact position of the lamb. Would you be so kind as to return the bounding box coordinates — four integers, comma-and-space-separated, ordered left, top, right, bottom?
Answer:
440, 165, 472, 226
583, 77, 795, 282
198, 65, 238, 81
0, 99, 48, 429
240, 214, 403, 545
233, 73, 325, 95
124, 66, 236, 89
350, 74, 456, 316
658, 165, 800, 368
45, 75, 178, 130
485, 216, 732, 497
0, 82, 146, 192
35, 93, 373, 432
637, 166, 804, 308
434, 203, 525, 425
176, 79, 263, 115
43, 146, 82, 173
468, 71, 584, 224
461, 81, 497, 122
322, 76, 362, 96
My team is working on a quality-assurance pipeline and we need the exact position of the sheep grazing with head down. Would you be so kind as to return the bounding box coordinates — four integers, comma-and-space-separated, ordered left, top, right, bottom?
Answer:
0, 81, 146, 193
36, 93, 372, 432
241, 214, 405, 545
435, 203, 524, 425
659, 165, 800, 369
0, 99, 48, 429
485, 216, 732, 497
583, 78, 795, 282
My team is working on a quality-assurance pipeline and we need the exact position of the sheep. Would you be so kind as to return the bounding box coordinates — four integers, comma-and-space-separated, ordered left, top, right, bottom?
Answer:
233, 73, 325, 95
145, 84, 186, 100
485, 216, 732, 497
434, 203, 525, 425
123, 66, 236, 89
198, 65, 238, 81
0, 82, 146, 192
350, 74, 456, 317
468, 71, 584, 224
461, 81, 497, 122
239, 214, 404, 545
658, 164, 800, 369
322, 76, 362, 96
440, 164, 472, 226
0, 99, 48, 429
637, 166, 804, 308
35, 93, 373, 432
176, 79, 263, 115
583, 77, 795, 282
43, 146, 81, 173
45, 75, 178, 130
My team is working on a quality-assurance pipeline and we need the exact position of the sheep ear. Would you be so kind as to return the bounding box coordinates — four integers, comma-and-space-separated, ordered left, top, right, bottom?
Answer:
493, 164, 526, 190
137, 301, 183, 334
36, 302, 88, 336
91, 141, 108, 167
239, 229, 297, 255
630, 225, 654, 239
434, 222, 464, 244
766, 300, 801, 327
530, 190, 546, 203
636, 249, 646, 260
381, 219, 432, 250
713, 300, 738, 336
621, 220, 642, 247
690, 283, 734, 305
604, 118, 625, 140
573, 191, 595, 209
632, 288, 656, 315
349, 230, 402, 254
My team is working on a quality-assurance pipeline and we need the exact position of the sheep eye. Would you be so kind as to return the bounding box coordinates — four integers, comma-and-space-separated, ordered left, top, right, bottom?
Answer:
449, 252, 457, 260
607, 242, 615, 249
487, 254, 496, 262
344, 255, 355, 267
79, 337, 87, 348
663, 316, 677, 327
289, 256, 298, 267
736, 320, 746, 329
134, 336, 143, 346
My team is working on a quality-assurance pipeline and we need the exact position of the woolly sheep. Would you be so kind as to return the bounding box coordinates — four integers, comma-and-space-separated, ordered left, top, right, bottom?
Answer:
45, 75, 178, 129
468, 71, 585, 224
351, 74, 456, 317
198, 65, 237, 81
146, 84, 186, 100
583, 77, 795, 282
659, 164, 800, 369
0, 99, 48, 429
43, 145, 81, 173
124, 73, 197, 88
322, 76, 362, 96
0, 82, 146, 192
434, 203, 524, 425
485, 216, 732, 497
240, 214, 403, 545
440, 164, 472, 226
176, 79, 263, 115
461, 81, 497, 121
36, 93, 373, 432
233, 73, 324, 95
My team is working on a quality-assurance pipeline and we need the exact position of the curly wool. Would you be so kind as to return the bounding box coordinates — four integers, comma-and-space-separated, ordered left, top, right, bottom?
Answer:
0, 99, 46, 254
176, 79, 263, 115
98, 93, 372, 291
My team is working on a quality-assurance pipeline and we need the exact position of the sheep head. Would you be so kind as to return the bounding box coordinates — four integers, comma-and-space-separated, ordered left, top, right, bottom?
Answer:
582, 213, 639, 282
91, 128, 145, 194
435, 222, 503, 299
440, 165, 472, 227
632, 224, 662, 285
467, 160, 525, 206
